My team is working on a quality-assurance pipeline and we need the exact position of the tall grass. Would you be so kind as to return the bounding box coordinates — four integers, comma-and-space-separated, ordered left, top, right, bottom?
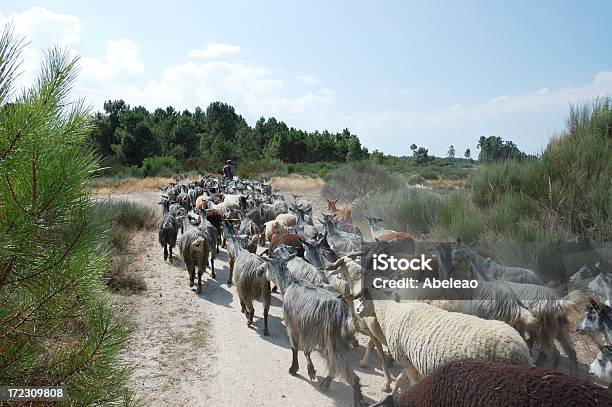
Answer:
356, 187, 441, 233
94, 200, 156, 292
432, 192, 484, 242
323, 161, 401, 203
470, 98, 612, 241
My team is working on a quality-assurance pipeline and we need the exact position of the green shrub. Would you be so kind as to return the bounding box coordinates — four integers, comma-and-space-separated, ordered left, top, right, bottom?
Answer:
356, 186, 441, 233
488, 193, 535, 232
432, 192, 484, 242
407, 173, 425, 185
236, 158, 288, 179
470, 98, 612, 241
323, 161, 401, 202
141, 155, 178, 177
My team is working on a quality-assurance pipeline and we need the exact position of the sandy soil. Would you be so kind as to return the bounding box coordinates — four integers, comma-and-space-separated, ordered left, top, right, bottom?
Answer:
107, 187, 604, 407
110, 189, 400, 407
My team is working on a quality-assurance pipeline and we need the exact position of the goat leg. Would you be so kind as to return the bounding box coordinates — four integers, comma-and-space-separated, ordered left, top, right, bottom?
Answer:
197, 268, 203, 294
359, 338, 374, 367
289, 347, 299, 375
305, 351, 316, 380
163, 245, 168, 261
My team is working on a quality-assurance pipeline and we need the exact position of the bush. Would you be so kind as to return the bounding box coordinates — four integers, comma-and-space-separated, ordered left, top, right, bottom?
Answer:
432, 192, 484, 242
356, 186, 441, 233
236, 158, 288, 179
93, 200, 154, 290
323, 161, 401, 203
470, 98, 612, 241
141, 155, 178, 177
407, 173, 425, 185
488, 193, 535, 233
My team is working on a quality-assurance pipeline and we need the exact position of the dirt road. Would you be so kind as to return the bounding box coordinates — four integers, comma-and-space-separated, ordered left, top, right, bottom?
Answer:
108, 190, 398, 407
105, 187, 601, 407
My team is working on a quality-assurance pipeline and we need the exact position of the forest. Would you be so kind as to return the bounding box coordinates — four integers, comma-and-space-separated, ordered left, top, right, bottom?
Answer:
88, 100, 527, 178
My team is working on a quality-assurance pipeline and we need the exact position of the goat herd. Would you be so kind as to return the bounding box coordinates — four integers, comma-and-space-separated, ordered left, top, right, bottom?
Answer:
156, 175, 612, 407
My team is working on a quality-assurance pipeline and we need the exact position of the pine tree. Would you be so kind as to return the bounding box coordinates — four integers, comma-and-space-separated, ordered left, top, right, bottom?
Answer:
0, 27, 135, 405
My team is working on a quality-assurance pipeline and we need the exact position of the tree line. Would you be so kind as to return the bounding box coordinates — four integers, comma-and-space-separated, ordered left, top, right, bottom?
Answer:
89, 100, 369, 169
89, 100, 528, 171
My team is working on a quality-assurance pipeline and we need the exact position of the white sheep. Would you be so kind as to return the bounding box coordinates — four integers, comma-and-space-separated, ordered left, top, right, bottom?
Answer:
275, 212, 297, 227
358, 298, 532, 395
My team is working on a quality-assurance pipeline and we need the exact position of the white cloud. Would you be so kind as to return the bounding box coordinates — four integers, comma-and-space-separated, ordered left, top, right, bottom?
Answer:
297, 74, 319, 84
79, 38, 144, 82
0, 7, 81, 87
187, 42, 241, 59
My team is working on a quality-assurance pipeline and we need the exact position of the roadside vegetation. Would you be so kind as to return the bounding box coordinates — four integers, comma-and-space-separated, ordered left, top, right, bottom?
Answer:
0, 28, 138, 405
349, 99, 611, 281
94, 200, 156, 293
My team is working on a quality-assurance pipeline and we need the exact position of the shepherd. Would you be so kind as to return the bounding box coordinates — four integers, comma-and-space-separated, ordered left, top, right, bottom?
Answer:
223, 159, 235, 180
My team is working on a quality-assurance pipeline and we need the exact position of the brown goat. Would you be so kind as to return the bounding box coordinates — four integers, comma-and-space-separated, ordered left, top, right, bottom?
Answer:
206, 209, 224, 253
377, 231, 416, 255
327, 198, 353, 224
269, 232, 306, 258
373, 358, 612, 407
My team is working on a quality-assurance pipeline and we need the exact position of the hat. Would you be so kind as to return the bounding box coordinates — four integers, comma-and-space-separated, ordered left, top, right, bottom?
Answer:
227, 160, 232, 164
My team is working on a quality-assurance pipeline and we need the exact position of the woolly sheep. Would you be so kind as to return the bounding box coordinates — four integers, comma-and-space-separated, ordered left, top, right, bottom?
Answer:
375, 358, 612, 407
356, 295, 531, 394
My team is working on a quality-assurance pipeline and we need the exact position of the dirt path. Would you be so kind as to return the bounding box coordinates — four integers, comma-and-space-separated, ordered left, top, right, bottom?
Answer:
108, 190, 399, 407
105, 187, 603, 407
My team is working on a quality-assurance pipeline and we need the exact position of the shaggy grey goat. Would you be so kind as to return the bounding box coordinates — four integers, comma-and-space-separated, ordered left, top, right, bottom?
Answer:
272, 244, 347, 295
452, 243, 544, 285
178, 216, 210, 294
231, 241, 271, 336
225, 229, 259, 286
261, 255, 365, 407
158, 200, 179, 262
459, 250, 580, 373
195, 211, 218, 279
237, 209, 261, 236
365, 216, 393, 239
321, 215, 363, 256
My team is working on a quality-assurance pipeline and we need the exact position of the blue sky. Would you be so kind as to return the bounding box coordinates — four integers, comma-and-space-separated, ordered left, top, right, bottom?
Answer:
2, 1, 612, 156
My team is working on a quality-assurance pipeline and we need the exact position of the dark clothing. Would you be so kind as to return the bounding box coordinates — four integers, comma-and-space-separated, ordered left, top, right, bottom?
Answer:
223, 164, 234, 179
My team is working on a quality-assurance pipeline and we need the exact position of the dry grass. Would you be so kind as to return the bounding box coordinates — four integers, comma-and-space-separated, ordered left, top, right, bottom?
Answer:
270, 174, 325, 192
91, 176, 198, 194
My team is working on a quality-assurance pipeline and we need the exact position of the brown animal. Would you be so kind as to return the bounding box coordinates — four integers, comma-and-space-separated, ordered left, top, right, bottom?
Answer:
269, 232, 306, 258
327, 198, 353, 224
206, 209, 224, 252
377, 231, 416, 255
372, 358, 612, 407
